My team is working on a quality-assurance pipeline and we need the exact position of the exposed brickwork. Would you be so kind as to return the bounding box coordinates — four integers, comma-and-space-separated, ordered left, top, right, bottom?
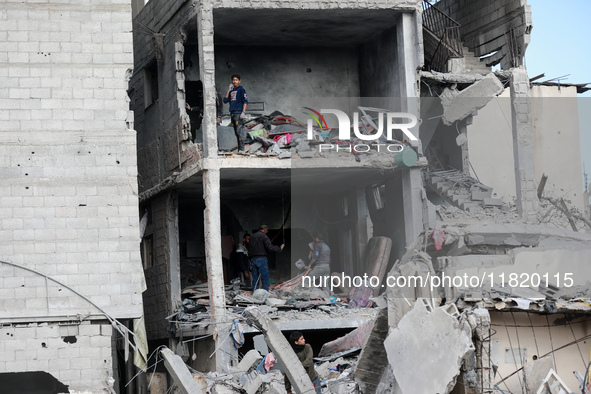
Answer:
0, 322, 116, 392
0, 1, 143, 391
142, 193, 174, 339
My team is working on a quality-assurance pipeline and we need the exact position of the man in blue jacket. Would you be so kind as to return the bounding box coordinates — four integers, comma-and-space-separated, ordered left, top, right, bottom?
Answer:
223, 74, 248, 151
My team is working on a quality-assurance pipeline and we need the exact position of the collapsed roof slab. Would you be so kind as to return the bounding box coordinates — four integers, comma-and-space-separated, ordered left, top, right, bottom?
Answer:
384, 299, 474, 394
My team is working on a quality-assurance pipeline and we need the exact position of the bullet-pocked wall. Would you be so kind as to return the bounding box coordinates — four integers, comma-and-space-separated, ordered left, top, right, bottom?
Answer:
213, 8, 406, 117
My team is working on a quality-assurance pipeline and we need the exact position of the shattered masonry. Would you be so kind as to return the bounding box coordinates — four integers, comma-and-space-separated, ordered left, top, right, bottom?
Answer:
2, 0, 591, 393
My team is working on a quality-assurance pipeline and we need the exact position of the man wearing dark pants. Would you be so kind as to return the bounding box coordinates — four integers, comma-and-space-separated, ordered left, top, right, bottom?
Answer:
223, 74, 248, 151
248, 224, 284, 292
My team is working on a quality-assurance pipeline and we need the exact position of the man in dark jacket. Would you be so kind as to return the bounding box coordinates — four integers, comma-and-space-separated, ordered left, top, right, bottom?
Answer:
248, 224, 283, 292
284, 332, 321, 394
223, 74, 248, 151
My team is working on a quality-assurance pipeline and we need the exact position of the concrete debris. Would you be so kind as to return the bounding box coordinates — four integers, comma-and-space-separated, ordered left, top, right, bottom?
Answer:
217, 125, 239, 151
229, 349, 262, 379
252, 289, 270, 303
384, 299, 474, 394
243, 306, 316, 394
354, 307, 389, 394
240, 371, 262, 394
246, 141, 263, 153
297, 151, 315, 158
160, 347, 206, 394
277, 151, 291, 159
441, 73, 505, 125
523, 356, 555, 393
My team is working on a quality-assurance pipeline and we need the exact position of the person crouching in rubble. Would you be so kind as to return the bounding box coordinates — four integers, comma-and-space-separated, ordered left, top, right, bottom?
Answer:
248, 223, 284, 292
307, 232, 331, 292
284, 332, 322, 394
223, 74, 248, 152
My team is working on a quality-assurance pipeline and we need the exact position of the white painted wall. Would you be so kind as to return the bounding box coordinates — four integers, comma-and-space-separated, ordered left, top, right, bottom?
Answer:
467, 86, 585, 211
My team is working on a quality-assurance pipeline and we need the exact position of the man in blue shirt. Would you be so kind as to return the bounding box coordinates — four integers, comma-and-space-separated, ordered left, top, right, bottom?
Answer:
223, 74, 248, 152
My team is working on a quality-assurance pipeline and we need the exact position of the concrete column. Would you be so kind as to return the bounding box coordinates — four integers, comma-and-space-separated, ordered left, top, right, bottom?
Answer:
509, 67, 538, 221
353, 187, 369, 275
167, 191, 182, 313
396, 11, 421, 101
401, 168, 424, 246
197, 1, 218, 158
203, 169, 236, 371
166, 192, 182, 355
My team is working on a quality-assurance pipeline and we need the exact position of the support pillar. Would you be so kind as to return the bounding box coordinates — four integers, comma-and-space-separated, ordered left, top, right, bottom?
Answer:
353, 187, 369, 276
203, 169, 236, 371
166, 192, 182, 354
197, 0, 218, 158
401, 168, 424, 246
509, 67, 538, 221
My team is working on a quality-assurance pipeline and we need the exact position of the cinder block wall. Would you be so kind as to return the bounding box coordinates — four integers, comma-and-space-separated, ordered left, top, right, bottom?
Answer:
0, 322, 117, 392
0, 1, 143, 391
142, 193, 175, 340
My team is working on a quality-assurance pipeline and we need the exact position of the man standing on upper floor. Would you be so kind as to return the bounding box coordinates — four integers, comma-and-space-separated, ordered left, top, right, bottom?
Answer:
223, 74, 248, 152
248, 223, 283, 292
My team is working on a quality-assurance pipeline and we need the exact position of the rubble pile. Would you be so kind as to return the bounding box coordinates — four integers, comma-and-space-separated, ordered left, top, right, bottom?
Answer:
217, 109, 417, 165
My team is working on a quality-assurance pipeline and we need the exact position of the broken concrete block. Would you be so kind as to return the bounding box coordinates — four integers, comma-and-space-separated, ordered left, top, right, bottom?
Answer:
243, 307, 315, 394
217, 126, 238, 151
384, 299, 474, 394
523, 355, 554, 393
277, 151, 291, 159
252, 289, 270, 303
229, 349, 262, 378
246, 141, 263, 154
160, 347, 206, 394
298, 151, 315, 159
441, 73, 504, 125
268, 143, 282, 155
296, 139, 310, 152
253, 334, 269, 356
448, 236, 469, 256
483, 197, 503, 207
465, 234, 485, 245
240, 371, 263, 394
471, 189, 492, 201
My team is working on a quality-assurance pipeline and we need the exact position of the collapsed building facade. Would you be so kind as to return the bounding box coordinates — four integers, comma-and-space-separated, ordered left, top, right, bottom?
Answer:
0, 0, 584, 393
129, 0, 591, 392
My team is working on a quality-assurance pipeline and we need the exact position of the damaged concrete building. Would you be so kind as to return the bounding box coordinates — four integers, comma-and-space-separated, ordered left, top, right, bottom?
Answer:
3, 0, 590, 392
126, 0, 591, 393
130, 0, 425, 376
0, 1, 145, 393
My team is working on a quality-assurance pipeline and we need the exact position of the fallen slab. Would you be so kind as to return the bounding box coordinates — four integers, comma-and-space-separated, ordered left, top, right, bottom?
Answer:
243, 306, 315, 394
384, 299, 474, 394
353, 307, 389, 394
441, 73, 504, 125
160, 347, 205, 394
